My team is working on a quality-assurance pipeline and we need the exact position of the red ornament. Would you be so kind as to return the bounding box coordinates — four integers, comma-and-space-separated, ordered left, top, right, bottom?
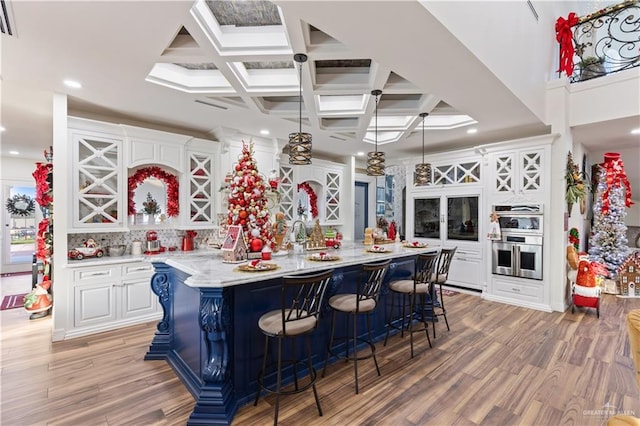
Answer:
239, 210, 247, 219
250, 238, 263, 252
235, 164, 242, 171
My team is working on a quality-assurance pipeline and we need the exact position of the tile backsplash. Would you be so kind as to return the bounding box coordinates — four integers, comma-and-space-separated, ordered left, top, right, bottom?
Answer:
68, 229, 215, 254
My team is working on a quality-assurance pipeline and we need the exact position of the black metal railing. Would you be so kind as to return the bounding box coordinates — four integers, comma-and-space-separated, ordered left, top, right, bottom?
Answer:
568, 0, 640, 82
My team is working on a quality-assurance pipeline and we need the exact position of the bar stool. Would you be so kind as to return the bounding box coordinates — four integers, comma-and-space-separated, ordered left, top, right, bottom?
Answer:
384, 252, 439, 358
431, 247, 457, 338
254, 269, 334, 425
322, 259, 390, 394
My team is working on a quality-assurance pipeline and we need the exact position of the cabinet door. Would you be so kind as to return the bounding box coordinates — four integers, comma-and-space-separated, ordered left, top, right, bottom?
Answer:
119, 277, 157, 319
518, 150, 543, 194
325, 171, 341, 222
74, 280, 118, 327
187, 151, 214, 226
72, 132, 123, 229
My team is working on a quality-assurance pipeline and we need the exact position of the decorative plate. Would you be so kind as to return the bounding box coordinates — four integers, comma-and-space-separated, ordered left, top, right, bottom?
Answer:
236, 262, 279, 272
308, 253, 340, 261
367, 245, 391, 253
404, 242, 428, 248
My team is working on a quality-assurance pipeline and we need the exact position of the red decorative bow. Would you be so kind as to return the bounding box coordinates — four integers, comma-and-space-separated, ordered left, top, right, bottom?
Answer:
555, 12, 578, 77
600, 153, 634, 215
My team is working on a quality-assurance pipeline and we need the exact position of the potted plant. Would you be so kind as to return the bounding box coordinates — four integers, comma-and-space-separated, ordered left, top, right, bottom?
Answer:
578, 56, 605, 81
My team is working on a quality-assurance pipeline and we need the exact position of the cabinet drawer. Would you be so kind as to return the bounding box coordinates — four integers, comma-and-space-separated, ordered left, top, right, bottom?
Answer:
448, 257, 482, 290
74, 266, 118, 282
493, 277, 543, 303
452, 247, 480, 260
122, 263, 154, 277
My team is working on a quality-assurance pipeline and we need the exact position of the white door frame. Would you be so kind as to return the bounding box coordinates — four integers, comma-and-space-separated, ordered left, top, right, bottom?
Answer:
1, 179, 40, 274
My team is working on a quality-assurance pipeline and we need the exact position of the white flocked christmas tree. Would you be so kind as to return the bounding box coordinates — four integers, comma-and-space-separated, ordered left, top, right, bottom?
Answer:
589, 152, 633, 278
226, 141, 274, 252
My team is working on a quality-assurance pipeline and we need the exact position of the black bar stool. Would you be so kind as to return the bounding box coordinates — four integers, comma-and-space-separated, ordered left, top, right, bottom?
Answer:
432, 247, 457, 338
322, 259, 390, 394
254, 269, 334, 425
384, 252, 439, 358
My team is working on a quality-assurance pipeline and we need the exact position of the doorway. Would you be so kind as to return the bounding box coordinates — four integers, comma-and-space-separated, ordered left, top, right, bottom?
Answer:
354, 182, 369, 241
2, 181, 38, 274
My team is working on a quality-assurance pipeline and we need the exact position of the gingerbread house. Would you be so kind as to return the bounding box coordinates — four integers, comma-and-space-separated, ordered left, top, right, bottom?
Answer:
222, 225, 248, 263
619, 252, 640, 297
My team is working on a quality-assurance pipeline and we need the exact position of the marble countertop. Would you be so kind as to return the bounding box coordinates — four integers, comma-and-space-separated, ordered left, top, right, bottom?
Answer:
155, 242, 436, 288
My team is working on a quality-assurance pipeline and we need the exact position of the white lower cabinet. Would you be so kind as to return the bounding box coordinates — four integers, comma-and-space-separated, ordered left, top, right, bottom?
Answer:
448, 248, 483, 290
71, 262, 159, 336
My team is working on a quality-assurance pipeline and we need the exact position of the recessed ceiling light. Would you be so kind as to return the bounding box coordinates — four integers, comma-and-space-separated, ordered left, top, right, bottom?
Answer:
0, 126, 5, 132
356, 151, 365, 156
467, 128, 478, 134
260, 129, 270, 135
9, 150, 19, 155
63, 79, 82, 89
631, 128, 640, 135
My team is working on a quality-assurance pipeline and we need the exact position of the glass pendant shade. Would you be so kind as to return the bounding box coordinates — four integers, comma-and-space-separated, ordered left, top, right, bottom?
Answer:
366, 89, 385, 176
288, 131, 312, 165
414, 112, 431, 185
289, 53, 312, 165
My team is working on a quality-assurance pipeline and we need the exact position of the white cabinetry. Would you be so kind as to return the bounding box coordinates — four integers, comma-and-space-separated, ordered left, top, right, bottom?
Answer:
490, 148, 544, 199
278, 160, 345, 225
184, 150, 215, 227
128, 137, 183, 172
70, 261, 158, 338
69, 121, 125, 232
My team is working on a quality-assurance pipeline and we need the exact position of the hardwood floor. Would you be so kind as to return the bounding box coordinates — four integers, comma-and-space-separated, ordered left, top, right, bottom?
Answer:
1, 280, 639, 425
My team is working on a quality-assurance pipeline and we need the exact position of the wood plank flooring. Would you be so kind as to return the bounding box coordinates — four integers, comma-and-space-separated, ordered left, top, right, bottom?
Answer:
1, 284, 639, 425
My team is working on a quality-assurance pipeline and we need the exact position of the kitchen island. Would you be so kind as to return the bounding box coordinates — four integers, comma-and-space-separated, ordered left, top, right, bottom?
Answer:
145, 243, 435, 425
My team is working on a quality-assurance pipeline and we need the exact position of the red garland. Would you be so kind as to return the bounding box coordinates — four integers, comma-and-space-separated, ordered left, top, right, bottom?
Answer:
600, 153, 634, 215
297, 182, 318, 218
555, 12, 578, 77
128, 167, 179, 217
33, 162, 53, 208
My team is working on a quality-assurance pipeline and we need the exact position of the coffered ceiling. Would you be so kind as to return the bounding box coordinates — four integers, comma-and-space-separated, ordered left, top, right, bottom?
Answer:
0, 0, 636, 164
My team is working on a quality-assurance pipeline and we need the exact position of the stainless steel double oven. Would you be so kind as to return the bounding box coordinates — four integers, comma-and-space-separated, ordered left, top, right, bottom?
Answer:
491, 204, 543, 280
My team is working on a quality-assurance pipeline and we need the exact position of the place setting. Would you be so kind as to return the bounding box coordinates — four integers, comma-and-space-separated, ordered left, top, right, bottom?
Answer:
235, 259, 280, 272
307, 251, 341, 262
403, 241, 428, 248
366, 244, 392, 254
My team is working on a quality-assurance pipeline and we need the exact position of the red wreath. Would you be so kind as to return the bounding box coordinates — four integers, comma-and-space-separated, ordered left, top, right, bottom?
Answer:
297, 182, 318, 218
128, 167, 179, 217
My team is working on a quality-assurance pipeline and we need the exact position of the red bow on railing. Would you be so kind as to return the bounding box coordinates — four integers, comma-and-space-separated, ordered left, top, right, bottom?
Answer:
600, 152, 634, 215
555, 12, 578, 76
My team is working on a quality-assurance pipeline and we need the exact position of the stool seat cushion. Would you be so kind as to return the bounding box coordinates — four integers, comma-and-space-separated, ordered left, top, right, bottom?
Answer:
430, 273, 447, 284
329, 293, 376, 313
389, 279, 429, 294
258, 309, 316, 336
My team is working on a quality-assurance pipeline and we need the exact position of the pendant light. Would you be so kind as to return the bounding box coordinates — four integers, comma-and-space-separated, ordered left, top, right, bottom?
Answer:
414, 112, 431, 185
288, 53, 312, 165
366, 89, 385, 176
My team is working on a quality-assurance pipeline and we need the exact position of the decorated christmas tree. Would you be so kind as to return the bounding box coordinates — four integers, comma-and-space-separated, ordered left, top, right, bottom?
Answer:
589, 152, 633, 278
227, 141, 274, 252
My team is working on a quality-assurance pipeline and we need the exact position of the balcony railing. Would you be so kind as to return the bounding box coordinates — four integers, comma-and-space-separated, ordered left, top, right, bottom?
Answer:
568, 0, 640, 82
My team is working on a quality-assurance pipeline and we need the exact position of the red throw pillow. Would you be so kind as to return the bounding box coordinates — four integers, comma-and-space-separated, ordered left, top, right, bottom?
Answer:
576, 260, 596, 287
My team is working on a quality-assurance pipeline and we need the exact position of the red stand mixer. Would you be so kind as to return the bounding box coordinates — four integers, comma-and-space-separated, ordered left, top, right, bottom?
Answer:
146, 230, 161, 253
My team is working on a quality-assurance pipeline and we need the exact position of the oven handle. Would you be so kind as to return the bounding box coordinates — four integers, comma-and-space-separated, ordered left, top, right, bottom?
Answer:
513, 245, 520, 276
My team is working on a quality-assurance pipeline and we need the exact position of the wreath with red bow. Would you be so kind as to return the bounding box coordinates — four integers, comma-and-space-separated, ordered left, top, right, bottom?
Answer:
128, 167, 179, 217
297, 182, 318, 218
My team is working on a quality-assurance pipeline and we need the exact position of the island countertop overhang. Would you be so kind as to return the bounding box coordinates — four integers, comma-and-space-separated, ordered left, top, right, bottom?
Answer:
153, 242, 436, 288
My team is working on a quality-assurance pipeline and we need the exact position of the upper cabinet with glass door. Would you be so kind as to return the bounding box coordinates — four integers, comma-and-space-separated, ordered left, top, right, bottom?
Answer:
70, 128, 124, 232
490, 148, 544, 199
